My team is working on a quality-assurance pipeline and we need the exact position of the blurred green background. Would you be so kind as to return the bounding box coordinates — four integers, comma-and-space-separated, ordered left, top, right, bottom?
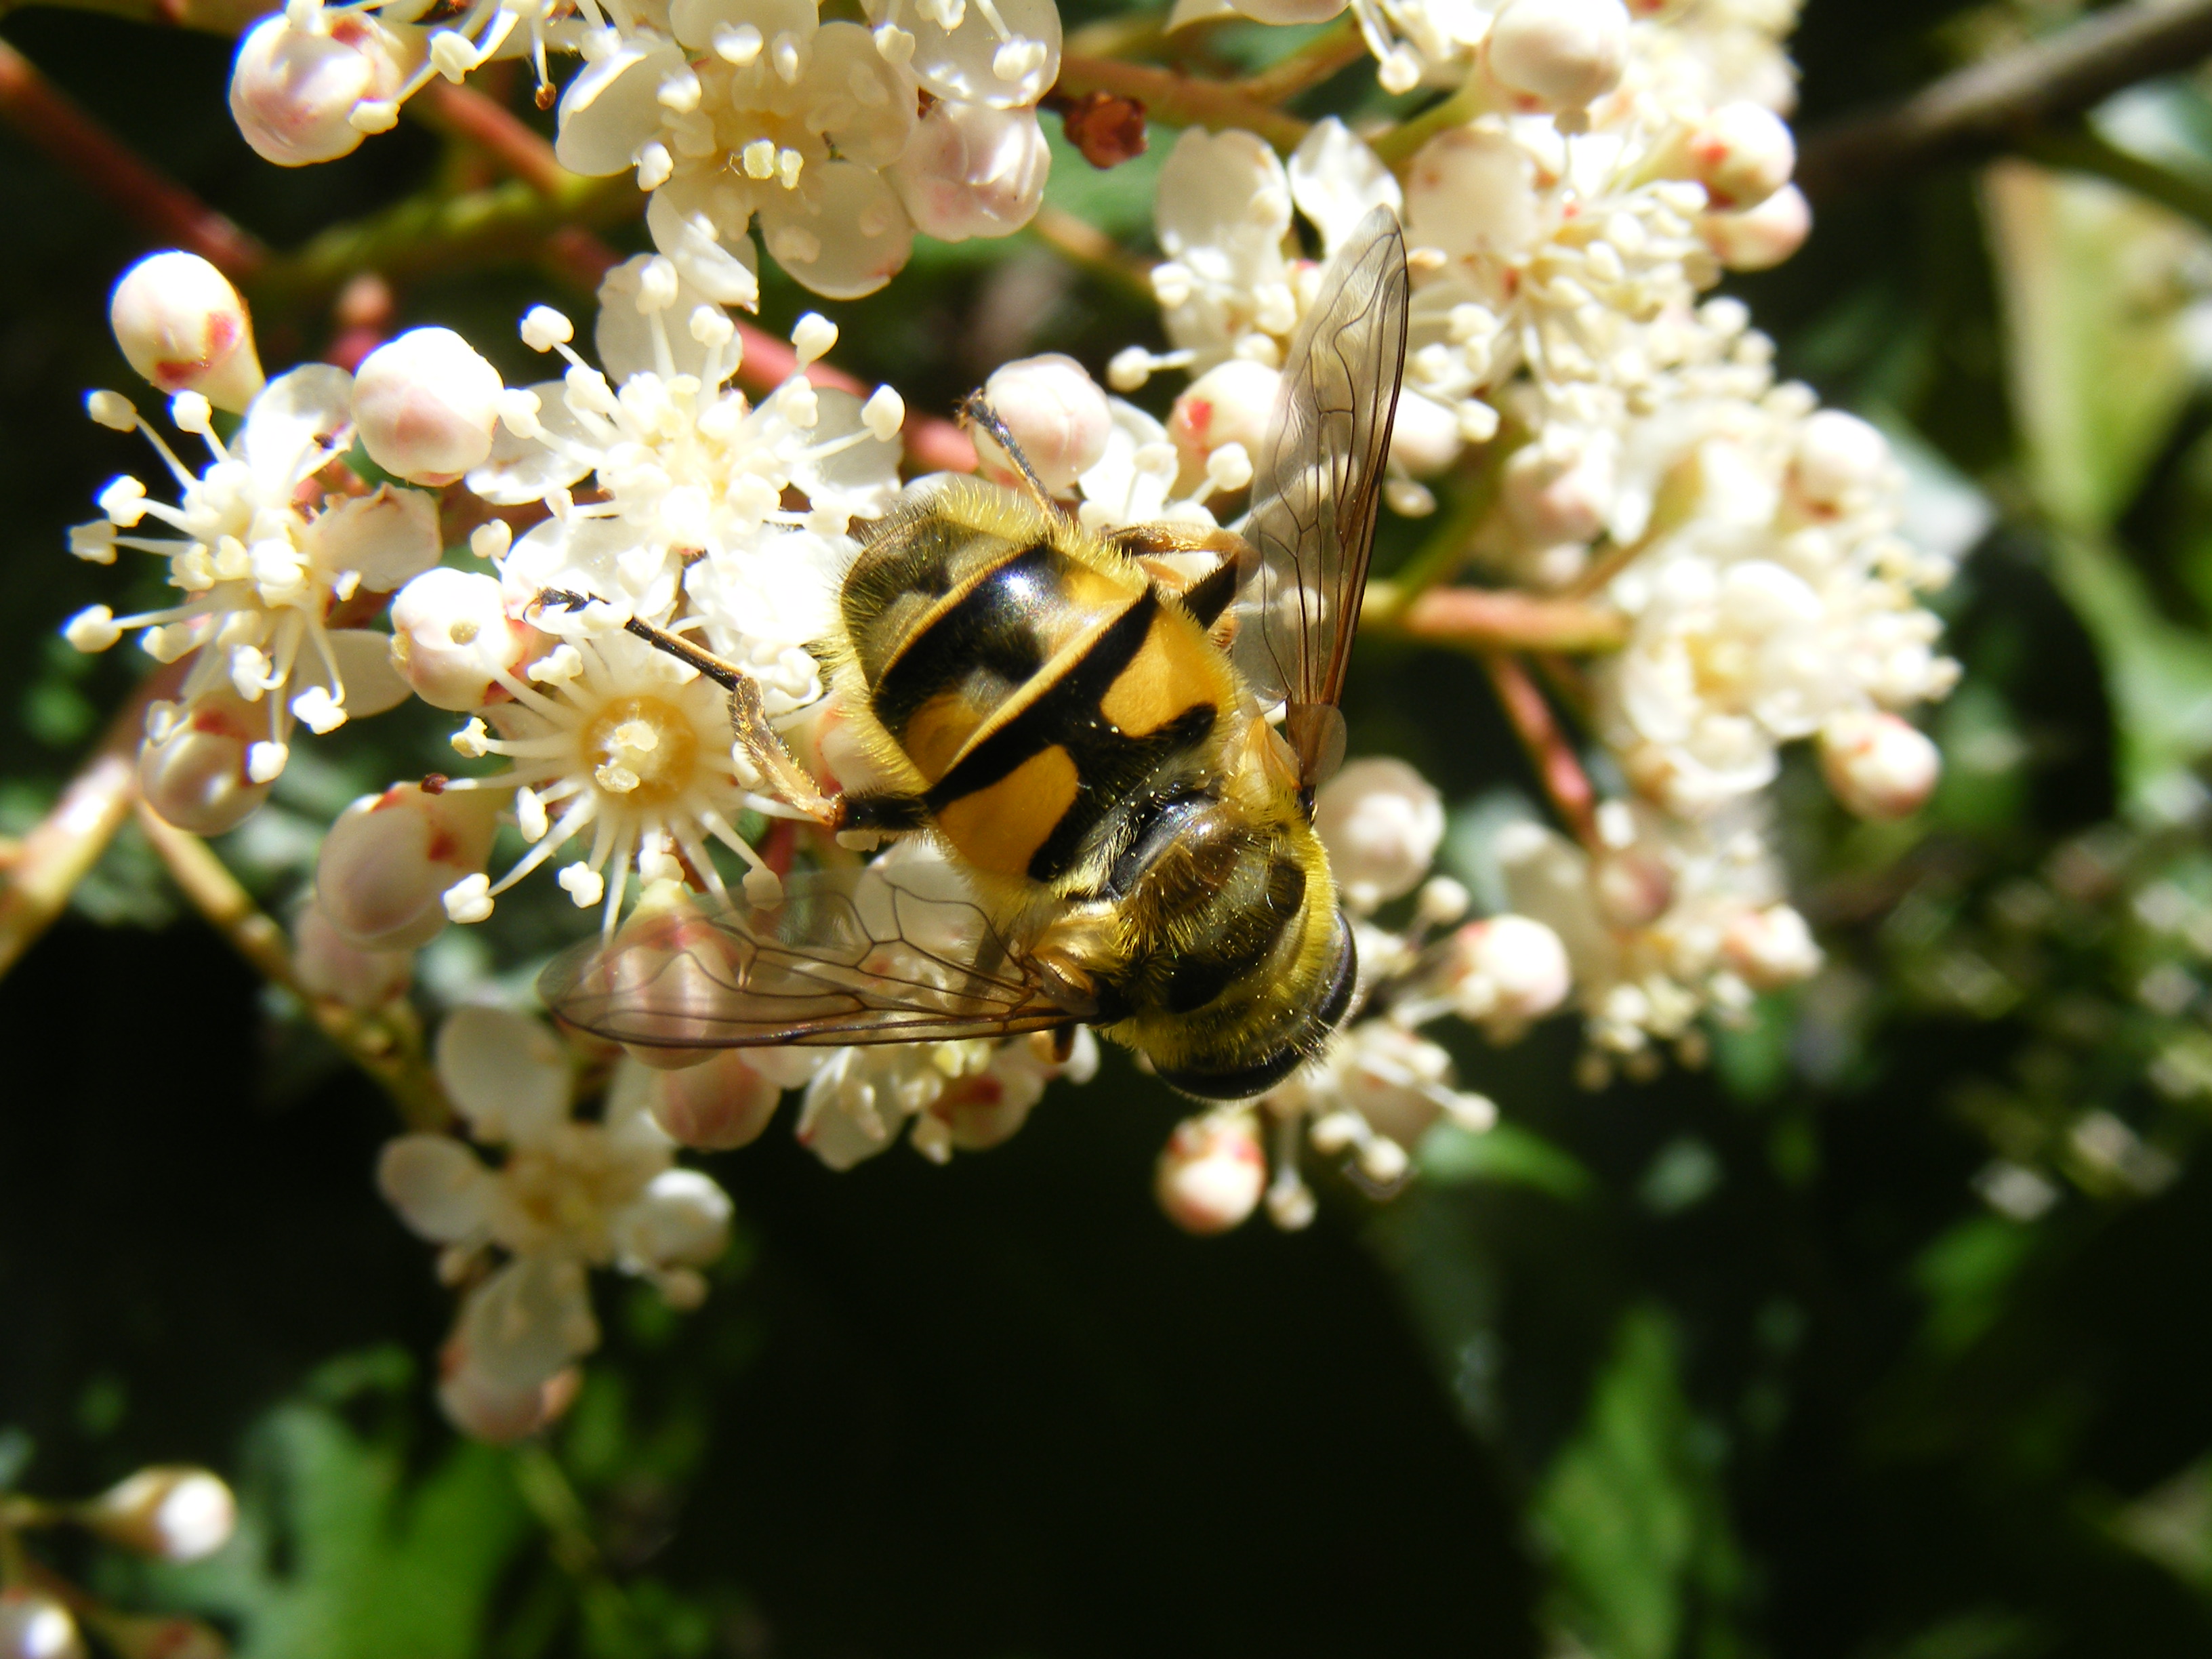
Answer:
12, 0, 2212, 1654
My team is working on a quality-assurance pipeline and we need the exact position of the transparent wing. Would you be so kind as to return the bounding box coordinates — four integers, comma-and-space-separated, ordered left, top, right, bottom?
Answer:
1233, 205, 1410, 790
539, 861, 1087, 1052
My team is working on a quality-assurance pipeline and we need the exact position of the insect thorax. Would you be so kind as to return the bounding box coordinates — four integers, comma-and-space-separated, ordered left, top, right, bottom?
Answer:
834, 479, 1242, 896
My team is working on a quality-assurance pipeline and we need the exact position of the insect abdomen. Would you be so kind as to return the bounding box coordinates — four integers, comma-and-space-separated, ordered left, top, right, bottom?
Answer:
838, 482, 1233, 889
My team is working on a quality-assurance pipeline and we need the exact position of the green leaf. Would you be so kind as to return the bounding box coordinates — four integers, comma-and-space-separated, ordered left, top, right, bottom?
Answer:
152, 1350, 535, 1659
1532, 1306, 1743, 1659
1984, 160, 2202, 531
1419, 1121, 1595, 1200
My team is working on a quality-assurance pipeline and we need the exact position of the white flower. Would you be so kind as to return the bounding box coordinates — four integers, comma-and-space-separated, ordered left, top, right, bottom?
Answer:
861, 0, 1061, 108
430, 621, 781, 936
1496, 800, 1816, 1064
380, 1010, 734, 1413
66, 369, 426, 817
471, 258, 899, 684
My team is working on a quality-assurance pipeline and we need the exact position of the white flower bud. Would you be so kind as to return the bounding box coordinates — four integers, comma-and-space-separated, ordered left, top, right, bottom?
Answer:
1820, 709, 1940, 819
1168, 359, 1278, 484
228, 11, 411, 167
1793, 409, 1890, 508
649, 1049, 784, 1148
294, 897, 412, 1008
1155, 1112, 1266, 1235
1483, 0, 1629, 112
109, 252, 265, 412
0, 1590, 85, 1659
1700, 183, 1811, 272
1721, 903, 1822, 991
352, 327, 505, 485
138, 689, 275, 834
615, 1168, 733, 1269
1313, 756, 1444, 912
1387, 388, 1462, 478
82, 1467, 237, 1562
889, 100, 1050, 243
316, 783, 503, 950
1675, 101, 1796, 211
390, 567, 542, 710
980, 353, 1113, 492
1450, 914, 1571, 1025
1502, 436, 1614, 549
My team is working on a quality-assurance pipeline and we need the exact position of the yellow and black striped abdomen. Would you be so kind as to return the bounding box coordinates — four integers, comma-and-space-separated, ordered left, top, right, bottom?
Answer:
836, 481, 1238, 891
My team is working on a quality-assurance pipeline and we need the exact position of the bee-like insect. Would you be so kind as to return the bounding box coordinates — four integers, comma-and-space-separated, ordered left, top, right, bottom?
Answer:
539, 206, 1410, 1099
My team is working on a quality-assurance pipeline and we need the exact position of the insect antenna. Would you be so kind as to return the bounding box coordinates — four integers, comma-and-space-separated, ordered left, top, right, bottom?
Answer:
958, 392, 1071, 520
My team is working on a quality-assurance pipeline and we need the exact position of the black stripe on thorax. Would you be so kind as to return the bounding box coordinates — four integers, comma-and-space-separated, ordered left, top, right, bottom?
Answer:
871, 541, 1057, 739
922, 588, 1221, 884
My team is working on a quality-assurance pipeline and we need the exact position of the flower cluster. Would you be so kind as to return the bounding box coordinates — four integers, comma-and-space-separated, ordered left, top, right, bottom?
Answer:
378, 1006, 736, 1439
226, 0, 1060, 298
1123, 0, 1950, 1061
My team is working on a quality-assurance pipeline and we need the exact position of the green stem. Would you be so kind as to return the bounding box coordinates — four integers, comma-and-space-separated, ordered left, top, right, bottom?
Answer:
2015, 121, 2212, 233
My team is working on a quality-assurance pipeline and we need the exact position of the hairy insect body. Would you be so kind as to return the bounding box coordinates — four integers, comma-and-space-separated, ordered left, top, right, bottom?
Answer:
826, 478, 1354, 1099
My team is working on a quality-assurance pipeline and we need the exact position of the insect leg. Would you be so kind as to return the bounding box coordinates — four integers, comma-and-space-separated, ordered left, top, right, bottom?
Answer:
529, 590, 838, 823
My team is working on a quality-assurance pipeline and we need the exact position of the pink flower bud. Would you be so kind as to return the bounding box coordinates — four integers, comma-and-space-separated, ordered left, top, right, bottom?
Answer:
1721, 903, 1822, 991
1483, 0, 1630, 113
1155, 1113, 1266, 1235
1168, 359, 1278, 483
1820, 709, 1940, 819
316, 782, 502, 950
0, 1590, 85, 1659
1314, 756, 1445, 912
294, 898, 412, 1006
1591, 846, 1672, 929
138, 690, 276, 835
352, 327, 504, 485
1700, 183, 1810, 272
890, 101, 1051, 243
1450, 914, 1572, 1024
108, 252, 265, 413
562, 882, 755, 1069
81, 1467, 237, 1562
390, 568, 541, 710
1675, 101, 1795, 211
649, 1049, 785, 1147
979, 353, 1113, 492
228, 11, 411, 167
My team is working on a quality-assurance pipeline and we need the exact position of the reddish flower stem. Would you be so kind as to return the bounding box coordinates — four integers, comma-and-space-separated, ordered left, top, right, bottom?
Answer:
417, 79, 573, 199
0, 659, 188, 983
0, 36, 267, 277
1481, 651, 1601, 851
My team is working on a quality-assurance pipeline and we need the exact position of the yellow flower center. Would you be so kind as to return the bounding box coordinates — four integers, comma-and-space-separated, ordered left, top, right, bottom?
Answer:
581, 694, 701, 806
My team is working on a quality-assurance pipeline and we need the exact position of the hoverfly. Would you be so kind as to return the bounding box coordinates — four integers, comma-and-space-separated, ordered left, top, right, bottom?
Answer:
539, 205, 1410, 1100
